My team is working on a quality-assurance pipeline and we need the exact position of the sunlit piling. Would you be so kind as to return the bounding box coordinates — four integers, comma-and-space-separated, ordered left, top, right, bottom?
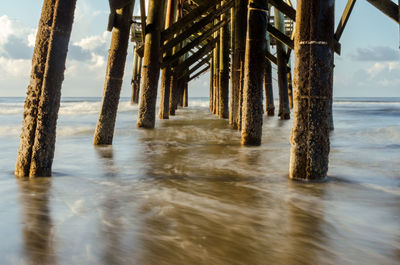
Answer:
218, 0, 230, 119
94, 0, 135, 144
137, 0, 165, 128
240, 0, 268, 146
289, 0, 335, 180
15, 0, 77, 177
159, 0, 177, 119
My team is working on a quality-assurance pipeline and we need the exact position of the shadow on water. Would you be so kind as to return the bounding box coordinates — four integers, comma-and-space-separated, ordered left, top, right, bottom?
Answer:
17, 178, 57, 265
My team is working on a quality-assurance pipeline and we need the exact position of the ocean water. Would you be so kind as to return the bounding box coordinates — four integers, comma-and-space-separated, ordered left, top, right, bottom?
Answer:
0, 96, 399, 265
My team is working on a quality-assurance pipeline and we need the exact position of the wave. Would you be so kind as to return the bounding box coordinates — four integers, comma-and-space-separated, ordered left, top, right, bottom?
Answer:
0, 125, 20, 137
59, 101, 137, 115
0, 103, 24, 115
0, 101, 138, 116
0, 125, 94, 137
361, 183, 400, 196
186, 100, 209, 108
355, 126, 400, 144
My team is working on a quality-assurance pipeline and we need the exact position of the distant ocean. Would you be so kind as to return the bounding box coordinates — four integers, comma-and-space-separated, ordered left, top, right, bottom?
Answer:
0, 97, 399, 265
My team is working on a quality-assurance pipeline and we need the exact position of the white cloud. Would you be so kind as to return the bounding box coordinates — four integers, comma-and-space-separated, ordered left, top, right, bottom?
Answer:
73, 31, 110, 52
351, 46, 400, 62
0, 15, 36, 58
0, 57, 30, 80
366, 62, 387, 78
366, 62, 400, 78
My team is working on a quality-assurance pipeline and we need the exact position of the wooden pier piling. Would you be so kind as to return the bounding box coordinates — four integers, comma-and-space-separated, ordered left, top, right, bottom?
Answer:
137, 0, 165, 128
15, 0, 77, 177
213, 29, 220, 115
136, 56, 143, 103
183, 81, 188, 107
241, 0, 268, 146
289, 0, 335, 180
94, 0, 135, 144
230, 0, 247, 129
287, 57, 294, 109
264, 31, 275, 116
159, 0, 177, 119
274, 8, 290, 120
218, 0, 230, 119
131, 46, 139, 104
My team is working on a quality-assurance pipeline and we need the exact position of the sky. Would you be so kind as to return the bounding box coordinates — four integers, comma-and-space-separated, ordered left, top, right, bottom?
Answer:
0, 0, 399, 98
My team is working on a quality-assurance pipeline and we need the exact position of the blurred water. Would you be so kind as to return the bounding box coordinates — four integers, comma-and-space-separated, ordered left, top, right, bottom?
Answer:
0, 97, 399, 265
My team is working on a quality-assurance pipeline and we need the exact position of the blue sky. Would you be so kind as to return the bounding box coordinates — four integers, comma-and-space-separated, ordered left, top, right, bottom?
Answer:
0, 0, 399, 97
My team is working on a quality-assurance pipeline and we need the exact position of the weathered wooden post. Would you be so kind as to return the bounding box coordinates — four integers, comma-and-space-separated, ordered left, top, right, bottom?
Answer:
178, 79, 184, 107
241, 0, 267, 145
229, 2, 236, 122
289, 0, 334, 180
274, 8, 290, 120
213, 29, 220, 115
137, 0, 165, 128
15, 0, 77, 177
131, 46, 139, 104
94, 0, 135, 144
264, 31, 275, 116
169, 73, 180, 115
210, 56, 214, 111
183, 80, 188, 107
218, 0, 230, 119
169, 2, 183, 116
230, 0, 247, 129
135, 55, 143, 103
159, 0, 177, 119
287, 56, 294, 109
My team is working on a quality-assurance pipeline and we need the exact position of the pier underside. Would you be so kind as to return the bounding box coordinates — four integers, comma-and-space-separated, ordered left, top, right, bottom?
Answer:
15, 0, 400, 181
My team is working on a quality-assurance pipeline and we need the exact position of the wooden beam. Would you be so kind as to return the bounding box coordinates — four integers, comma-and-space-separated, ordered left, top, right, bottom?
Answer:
334, 40, 342, 55
335, 0, 357, 41
140, 0, 146, 42
267, 23, 294, 50
162, 0, 234, 43
162, 0, 217, 41
366, 0, 399, 24
189, 65, 210, 81
269, 0, 296, 21
174, 37, 218, 73
265, 51, 277, 65
161, 18, 228, 67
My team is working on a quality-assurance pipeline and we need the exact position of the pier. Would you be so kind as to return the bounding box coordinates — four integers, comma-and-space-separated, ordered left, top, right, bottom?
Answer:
15, 0, 400, 180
